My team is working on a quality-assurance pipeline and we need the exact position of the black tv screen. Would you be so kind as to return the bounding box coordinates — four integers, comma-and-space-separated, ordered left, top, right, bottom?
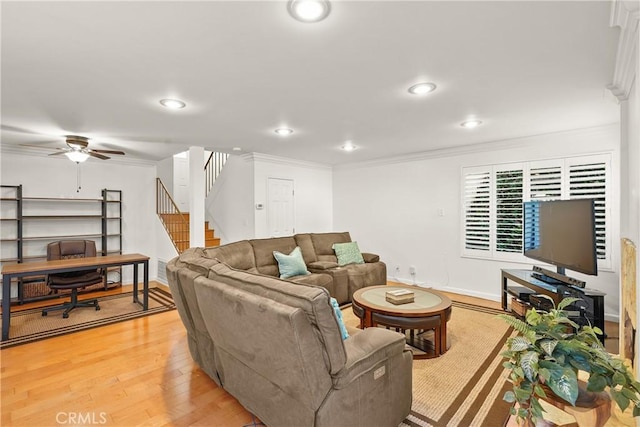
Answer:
523, 199, 598, 276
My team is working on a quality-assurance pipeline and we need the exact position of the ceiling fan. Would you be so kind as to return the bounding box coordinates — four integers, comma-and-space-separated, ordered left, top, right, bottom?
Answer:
21, 135, 125, 162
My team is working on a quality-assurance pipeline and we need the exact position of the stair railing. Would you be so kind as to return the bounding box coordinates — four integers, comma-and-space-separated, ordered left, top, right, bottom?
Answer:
204, 152, 230, 197
156, 178, 190, 253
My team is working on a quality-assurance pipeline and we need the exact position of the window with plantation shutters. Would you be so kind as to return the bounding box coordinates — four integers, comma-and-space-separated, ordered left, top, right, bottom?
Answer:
495, 169, 523, 253
529, 165, 562, 201
461, 154, 610, 270
463, 170, 491, 252
568, 161, 608, 264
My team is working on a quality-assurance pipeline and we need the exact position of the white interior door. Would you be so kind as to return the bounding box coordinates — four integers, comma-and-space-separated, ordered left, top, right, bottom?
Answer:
268, 178, 295, 237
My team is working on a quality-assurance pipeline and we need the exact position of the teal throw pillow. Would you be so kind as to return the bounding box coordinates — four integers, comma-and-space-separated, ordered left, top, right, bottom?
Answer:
273, 246, 310, 279
330, 297, 349, 340
332, 241, 365, 266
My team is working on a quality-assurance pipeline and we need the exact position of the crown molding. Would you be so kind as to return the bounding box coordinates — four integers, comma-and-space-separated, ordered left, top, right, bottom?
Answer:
243, 152, 332, 170
608, 0, 639, 101
334, 124, 619, 171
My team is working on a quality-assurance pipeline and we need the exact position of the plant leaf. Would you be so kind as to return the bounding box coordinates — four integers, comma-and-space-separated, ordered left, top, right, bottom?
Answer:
546, 367, 578, 405
611, 389, 630, 412
534, 384, 547, 398
540, 339, 558, 357
587, 373, 607, 392
503, 390, 516, 403
510, 336, 530, 352
521, 351, 539, 382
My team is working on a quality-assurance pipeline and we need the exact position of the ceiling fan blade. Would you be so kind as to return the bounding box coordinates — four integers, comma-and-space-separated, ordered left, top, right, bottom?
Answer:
89, 152, 110, 160
19, 143, 66, 150
48, 151, 68, 157
91, 149, 125, 155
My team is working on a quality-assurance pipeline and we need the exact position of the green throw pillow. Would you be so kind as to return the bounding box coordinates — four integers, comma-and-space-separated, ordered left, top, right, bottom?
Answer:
330, 297, 349, 340
332, 241, 365, 266
273, 246, 310, 279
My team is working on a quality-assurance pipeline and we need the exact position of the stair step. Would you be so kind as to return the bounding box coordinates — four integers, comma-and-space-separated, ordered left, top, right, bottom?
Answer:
160, 211, 220, 253
206, 237, 221, 247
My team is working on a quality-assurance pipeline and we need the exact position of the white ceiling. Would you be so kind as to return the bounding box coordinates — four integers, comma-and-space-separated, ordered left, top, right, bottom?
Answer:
1, 1, 620, 166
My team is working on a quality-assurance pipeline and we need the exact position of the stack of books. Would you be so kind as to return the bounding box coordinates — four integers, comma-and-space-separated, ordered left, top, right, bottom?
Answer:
385, 288, 415, 305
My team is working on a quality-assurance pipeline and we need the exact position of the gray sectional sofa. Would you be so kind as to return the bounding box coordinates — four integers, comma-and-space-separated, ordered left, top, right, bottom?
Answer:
166, 232, 412, 427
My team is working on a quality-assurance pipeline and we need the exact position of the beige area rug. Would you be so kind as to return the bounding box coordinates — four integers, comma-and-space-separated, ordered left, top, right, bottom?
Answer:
342, 301, 516, 427
1, 287, 175, 349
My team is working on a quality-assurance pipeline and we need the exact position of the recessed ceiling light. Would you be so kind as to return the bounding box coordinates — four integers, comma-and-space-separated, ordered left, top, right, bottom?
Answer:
232, 147, 242, 152
159, 99, 186, 109
275, 128, 294, 136
408, 82, 437, 95
342, 141, 357, 152
288, 0, 331, 23
460, 120, 483, 129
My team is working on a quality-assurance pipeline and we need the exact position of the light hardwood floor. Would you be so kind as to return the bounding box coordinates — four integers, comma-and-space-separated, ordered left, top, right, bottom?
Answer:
0, 283, 619, 426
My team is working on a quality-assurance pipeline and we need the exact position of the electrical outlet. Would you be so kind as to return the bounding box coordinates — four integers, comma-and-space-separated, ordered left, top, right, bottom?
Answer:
395, 265, 401, 272
409, 265, 416, 275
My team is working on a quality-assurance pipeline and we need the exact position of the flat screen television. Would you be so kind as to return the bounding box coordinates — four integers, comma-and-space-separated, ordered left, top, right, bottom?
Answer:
523, 199, 598, 276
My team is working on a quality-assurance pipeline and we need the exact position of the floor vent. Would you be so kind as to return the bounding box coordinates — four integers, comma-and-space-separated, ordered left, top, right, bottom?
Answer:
157, 259, 168, 284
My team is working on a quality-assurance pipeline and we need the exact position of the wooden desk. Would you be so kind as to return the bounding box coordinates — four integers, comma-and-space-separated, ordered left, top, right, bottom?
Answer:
1, 253, 149, 341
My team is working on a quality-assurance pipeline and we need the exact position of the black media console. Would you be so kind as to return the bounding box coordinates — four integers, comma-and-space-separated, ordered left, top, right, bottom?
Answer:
501, 269, 606, 344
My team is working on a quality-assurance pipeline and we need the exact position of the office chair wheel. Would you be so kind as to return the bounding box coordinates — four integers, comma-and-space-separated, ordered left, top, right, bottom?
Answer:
96, 306, 100, 311
42, 312, 48, 316
63, 313, 69, 319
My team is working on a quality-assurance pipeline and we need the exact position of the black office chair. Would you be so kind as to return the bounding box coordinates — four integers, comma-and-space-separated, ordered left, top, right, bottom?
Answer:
42, 240, 103, 318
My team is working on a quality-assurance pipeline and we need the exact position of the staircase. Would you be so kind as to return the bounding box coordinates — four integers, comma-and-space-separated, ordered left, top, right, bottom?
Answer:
157, 152, 228, 254
157, 178, 221, 254
159, 212, 220, 253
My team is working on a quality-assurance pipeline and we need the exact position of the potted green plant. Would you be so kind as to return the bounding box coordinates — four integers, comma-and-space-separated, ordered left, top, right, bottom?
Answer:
498, 296, 640, 425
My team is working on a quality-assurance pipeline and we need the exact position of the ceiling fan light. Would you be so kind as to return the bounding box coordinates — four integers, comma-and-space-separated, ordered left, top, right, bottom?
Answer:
65, 151, 90, 163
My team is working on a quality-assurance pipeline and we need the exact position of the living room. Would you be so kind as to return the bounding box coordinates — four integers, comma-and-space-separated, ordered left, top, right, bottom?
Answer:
1, 1, 638, 426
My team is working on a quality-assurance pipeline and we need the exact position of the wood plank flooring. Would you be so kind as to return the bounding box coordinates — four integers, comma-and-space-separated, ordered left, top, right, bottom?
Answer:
0, 282, 620, 426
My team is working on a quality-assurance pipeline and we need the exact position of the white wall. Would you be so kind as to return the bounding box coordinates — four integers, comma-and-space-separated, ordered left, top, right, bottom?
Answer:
0, 153, 159, 285
206, 153, 333, 242
252, 154, 333, 238
333, 125, 622, 320
206, 154, 256, 243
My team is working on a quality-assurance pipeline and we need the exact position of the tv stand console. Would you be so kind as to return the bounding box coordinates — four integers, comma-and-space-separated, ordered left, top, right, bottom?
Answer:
531, 265, 586, 288
501, 269, 606, 343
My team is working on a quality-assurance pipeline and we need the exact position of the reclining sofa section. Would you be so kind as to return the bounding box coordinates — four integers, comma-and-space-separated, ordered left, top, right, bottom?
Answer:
166, 232, 411, 427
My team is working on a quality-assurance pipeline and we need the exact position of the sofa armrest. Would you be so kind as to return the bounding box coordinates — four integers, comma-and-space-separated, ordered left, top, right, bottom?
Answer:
332, 327, 408, 389
361, 252, 380, 263
308, 261, 339, 270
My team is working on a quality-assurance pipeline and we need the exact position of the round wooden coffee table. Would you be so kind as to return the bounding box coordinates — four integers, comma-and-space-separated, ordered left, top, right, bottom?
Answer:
352, 285, 452, 359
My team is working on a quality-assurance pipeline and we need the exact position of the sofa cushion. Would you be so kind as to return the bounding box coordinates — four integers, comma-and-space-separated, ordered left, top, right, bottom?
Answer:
293, 233, 318, 264
206, 262, 347, 374
311, 232, 352, 263
203, 241, 256, 271
332, 241, 365, 266
249, 237, 297, 276
273, 246, 310, 279
330, 298, 349, 340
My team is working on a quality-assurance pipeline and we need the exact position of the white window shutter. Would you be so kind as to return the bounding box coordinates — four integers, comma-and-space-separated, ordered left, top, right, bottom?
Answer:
463, 169, 491, 253
495, 169, 523, 253
568, 160, 608, 263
